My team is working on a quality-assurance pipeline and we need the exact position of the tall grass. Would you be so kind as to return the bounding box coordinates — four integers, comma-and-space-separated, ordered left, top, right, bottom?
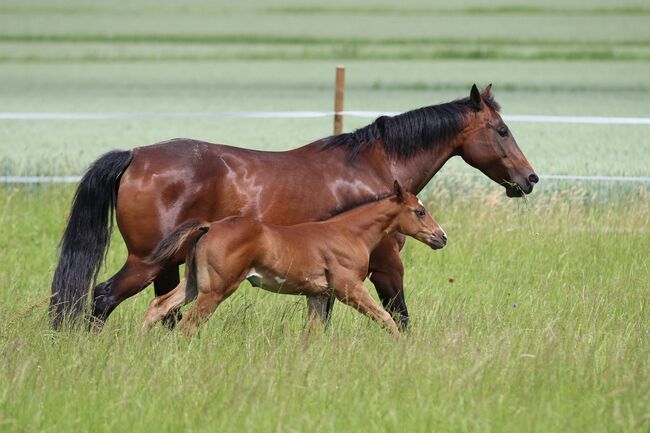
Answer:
0, 184, 647, 432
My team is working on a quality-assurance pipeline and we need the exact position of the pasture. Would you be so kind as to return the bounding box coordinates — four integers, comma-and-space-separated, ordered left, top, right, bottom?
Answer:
1, 1, 649, 432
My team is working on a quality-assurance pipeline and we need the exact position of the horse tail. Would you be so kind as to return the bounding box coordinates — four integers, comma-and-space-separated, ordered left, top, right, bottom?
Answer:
50, 150, 133, 329
145, 221, 211, 266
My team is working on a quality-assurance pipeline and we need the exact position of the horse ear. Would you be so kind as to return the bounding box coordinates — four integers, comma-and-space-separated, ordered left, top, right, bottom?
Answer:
393, 180, 405, 203
470, 84, 482, 111
482, 83, 493, 98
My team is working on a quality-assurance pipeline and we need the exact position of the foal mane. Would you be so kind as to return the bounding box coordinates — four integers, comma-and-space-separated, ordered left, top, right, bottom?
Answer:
317, 191, 395, 221
323, 94, 500, 159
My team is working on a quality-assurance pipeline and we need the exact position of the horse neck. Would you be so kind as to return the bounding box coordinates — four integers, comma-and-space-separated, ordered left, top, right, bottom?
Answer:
388, 139, 459, 194
327, 197, 402, 250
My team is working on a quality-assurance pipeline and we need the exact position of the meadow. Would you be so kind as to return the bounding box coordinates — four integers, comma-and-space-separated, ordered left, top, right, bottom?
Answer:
1, 185, 648, 432
1, 1, 649, 432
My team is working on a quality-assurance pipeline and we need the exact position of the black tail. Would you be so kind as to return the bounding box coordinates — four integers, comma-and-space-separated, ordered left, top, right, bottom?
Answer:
50, 150, 133, 329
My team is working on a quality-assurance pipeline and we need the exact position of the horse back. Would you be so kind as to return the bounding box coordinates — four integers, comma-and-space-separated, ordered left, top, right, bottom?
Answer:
115, 138, 393, 258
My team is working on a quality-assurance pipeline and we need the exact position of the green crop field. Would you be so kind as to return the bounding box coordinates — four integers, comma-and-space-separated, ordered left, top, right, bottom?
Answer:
0, 1, 648, 432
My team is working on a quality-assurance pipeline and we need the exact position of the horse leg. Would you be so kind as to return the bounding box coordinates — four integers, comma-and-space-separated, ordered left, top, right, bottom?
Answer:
305, 294, 334, 330
368, 236, 410, 330
91, 255, 161, 327
179, 268, 240, 336
335, 282, 400, 336
142, 277, 197, 334
179, 286, 238, 336
154, 265, 183, 330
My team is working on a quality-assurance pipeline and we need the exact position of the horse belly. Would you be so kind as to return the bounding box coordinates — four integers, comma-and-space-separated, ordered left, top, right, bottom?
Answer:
246, 268, 327, 296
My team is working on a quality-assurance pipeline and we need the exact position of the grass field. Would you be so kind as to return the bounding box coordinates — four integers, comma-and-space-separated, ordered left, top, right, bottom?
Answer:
0, 186, 648, 432
1, 1, 649, 432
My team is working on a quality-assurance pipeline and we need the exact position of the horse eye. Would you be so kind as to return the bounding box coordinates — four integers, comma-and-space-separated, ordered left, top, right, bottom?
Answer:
415, 209, 426, 218
497, 127, 509, 137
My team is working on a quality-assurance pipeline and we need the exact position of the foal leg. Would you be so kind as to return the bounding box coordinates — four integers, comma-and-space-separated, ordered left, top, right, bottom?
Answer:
179, 264, 241, 336
154, 265, 183, 330
369, 235, 410, 330
142, 276, 199, 334
335, 283, 400, 336
179, 284, 239, 336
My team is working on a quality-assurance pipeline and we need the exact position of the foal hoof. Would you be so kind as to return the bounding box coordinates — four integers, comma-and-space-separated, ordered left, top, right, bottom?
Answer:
160, 309, 183, 330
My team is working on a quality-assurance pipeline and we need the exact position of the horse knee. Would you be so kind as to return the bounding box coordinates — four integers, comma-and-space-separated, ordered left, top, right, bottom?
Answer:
92, 258, 162, 324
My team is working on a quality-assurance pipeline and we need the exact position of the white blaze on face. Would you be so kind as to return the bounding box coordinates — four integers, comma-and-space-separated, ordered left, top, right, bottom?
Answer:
417, 198, 424, 207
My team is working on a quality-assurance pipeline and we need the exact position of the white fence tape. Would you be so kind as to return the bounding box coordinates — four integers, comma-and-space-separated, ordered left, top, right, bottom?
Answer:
0, 176, 82, 183
1, 111, 650, 125
2, 111, 648, 184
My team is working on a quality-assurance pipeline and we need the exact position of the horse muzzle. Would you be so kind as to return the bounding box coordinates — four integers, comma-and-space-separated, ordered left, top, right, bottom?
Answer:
506, 172, 539, 197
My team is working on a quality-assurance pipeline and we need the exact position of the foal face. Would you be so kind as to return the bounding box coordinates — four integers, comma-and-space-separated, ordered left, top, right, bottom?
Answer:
393, 182, 447, 250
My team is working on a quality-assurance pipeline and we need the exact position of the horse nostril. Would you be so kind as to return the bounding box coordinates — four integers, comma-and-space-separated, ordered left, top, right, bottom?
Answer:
528, 173, 539, 184
441, 232, 447, 241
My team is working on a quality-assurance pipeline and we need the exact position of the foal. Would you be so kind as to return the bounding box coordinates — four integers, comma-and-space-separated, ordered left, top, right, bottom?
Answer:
141, 181, 447, 336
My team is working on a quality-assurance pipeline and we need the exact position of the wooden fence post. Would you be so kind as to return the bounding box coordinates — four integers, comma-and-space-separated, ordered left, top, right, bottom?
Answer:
333, 65, 345, 135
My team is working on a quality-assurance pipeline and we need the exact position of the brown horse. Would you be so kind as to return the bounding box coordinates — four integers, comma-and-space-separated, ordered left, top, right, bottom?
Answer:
50, 84, 537, 329
141, 181, 446, 336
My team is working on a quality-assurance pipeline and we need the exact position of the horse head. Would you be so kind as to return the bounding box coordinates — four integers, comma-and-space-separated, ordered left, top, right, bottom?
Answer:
457, 84, 538, 197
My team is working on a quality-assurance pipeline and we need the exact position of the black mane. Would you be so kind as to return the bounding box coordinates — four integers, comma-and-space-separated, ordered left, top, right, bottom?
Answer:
323, 95, 500, 159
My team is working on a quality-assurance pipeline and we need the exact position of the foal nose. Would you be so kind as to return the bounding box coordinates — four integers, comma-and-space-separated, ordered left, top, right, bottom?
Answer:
528, 173, 539, 185
431, 228, 447, 249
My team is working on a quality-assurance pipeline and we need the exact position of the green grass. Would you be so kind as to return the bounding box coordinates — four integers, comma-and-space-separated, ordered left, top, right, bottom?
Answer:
0, 184, 648, 432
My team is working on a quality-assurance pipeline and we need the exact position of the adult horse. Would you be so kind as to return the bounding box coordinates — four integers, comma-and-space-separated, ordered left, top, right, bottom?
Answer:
50, 84, 538, 329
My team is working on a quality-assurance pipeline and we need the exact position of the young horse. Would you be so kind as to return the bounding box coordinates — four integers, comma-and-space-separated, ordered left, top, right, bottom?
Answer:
51, 84, 537, 330
141, 182, 446, 336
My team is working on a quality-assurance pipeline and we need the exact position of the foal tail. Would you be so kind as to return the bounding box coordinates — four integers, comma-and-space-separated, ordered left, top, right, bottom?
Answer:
50, 150, 134, 329
145, 221, 211, 266
146, 221, 211, 299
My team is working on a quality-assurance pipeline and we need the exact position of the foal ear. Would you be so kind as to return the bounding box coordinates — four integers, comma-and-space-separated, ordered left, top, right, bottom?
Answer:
470, 84, 483, 111
393, 180, 406, 203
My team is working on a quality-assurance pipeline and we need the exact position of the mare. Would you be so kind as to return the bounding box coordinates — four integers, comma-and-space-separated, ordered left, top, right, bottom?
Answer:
50, 84, 537, 329
140, 182, 446, 336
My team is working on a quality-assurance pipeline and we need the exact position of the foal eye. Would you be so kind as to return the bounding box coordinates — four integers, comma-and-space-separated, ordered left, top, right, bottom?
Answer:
497, 127, 509, 137
415, 209, 426, 218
